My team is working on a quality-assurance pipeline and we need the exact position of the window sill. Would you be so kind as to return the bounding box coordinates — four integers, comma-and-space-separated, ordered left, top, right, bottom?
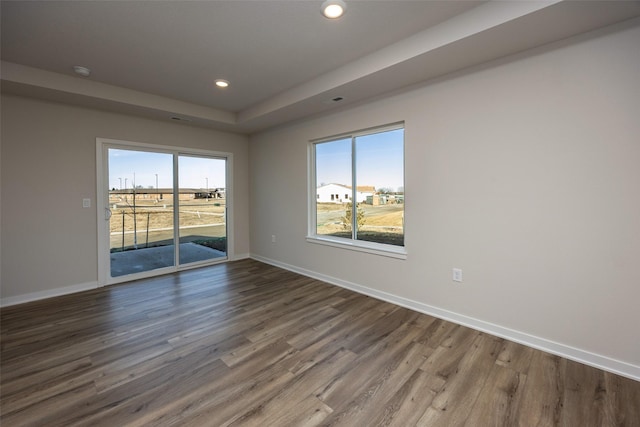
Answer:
306, 235, 407, 260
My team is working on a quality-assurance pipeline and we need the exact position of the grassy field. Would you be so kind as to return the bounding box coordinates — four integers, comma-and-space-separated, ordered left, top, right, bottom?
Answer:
109, 197, 404, 248
109, 195, 227, 252
316, 202, 404, 246
109, 196, 225, 233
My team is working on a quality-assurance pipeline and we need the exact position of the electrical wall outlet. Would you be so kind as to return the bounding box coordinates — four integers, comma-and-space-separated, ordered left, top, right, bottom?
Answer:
271, 235, 276, 243
452, 268, 463, 282
82, 198, 91, 208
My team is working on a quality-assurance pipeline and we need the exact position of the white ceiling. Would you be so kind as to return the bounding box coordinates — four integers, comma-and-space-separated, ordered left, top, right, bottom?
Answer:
2, 1, 640, 134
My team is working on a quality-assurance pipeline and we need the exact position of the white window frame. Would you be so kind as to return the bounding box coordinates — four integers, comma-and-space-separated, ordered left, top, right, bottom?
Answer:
307, 123, 406, 259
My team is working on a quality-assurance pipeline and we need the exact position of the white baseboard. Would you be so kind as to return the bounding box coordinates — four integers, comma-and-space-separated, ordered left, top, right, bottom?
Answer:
1, 281, 99, 308
251, 254, 640, 382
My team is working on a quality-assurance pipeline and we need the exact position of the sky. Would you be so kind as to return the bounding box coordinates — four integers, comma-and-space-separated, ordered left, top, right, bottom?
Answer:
109, 128, 403, 192
315, 128, 404, 192
108, 149, 226, 190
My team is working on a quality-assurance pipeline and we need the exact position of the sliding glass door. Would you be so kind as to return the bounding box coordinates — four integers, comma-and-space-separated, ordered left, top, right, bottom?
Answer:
178, 155, 227, 265
108, 148, 176, 277
97, 139, 230, 285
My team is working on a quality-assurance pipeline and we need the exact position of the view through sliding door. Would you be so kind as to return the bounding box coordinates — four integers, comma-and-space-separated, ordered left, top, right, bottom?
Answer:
97, 139, 229, 284
178, 155, 227, 266
108, 148, 176, 277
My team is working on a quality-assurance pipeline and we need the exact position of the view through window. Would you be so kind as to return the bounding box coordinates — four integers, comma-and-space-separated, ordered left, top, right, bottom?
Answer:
107, 148, 227, 277
313, 124, 404, 249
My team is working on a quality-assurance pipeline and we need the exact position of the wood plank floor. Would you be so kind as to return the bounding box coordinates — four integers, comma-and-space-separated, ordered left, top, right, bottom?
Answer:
1, 259, 639, 426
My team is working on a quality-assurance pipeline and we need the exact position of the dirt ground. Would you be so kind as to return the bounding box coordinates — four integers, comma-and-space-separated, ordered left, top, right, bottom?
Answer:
316, 202, 404, 246
316, 202, 403, 228
109, 198, 403, 246
109, 196, 225, 233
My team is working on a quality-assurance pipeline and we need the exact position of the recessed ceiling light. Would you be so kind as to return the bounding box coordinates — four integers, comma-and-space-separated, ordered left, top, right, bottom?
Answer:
215, 79, 230, 88
322, 0, 346, 19
73, 65, 91, 77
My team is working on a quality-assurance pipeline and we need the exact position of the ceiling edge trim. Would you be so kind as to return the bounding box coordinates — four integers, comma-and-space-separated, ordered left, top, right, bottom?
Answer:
0, 61, 237, 126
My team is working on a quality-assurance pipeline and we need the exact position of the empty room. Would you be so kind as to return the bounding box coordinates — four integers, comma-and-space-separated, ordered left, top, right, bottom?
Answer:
1, 1, 639, 425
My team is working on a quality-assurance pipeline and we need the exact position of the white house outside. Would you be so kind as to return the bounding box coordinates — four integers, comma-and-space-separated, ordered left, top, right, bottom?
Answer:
316, 183, 375, 203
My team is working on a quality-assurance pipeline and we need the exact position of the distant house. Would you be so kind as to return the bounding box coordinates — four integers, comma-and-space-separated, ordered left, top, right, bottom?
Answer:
109, 188, 225, 201
316, 183, 375, 203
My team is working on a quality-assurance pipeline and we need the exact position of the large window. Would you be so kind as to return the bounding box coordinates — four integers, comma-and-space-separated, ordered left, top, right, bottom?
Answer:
309, 123, 405, 257
97, 138, 231, 285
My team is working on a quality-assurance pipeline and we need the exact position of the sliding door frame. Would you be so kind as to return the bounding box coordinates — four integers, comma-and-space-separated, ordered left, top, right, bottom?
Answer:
96, 137, 234, 286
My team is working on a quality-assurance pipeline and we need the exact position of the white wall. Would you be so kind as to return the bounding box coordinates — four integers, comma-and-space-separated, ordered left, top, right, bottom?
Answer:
1, 95, 250, 302
249, 20, 640, 378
